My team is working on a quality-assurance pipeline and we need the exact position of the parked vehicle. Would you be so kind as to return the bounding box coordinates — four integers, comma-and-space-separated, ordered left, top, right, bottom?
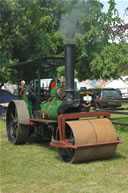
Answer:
0, 89, 16, 115
88, 88, 122, 109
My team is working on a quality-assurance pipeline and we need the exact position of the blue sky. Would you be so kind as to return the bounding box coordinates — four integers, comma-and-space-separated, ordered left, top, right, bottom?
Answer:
100, 0, 128, 23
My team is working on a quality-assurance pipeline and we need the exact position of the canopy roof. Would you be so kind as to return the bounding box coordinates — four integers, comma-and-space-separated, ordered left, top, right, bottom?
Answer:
9, 57, 64, 70
8, 57, 65, 82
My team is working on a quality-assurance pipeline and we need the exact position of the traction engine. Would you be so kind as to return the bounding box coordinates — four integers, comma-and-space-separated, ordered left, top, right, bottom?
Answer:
6, 44, 121, 163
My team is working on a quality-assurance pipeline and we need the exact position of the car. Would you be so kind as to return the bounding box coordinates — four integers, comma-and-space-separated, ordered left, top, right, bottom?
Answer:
88, 88, 122, 109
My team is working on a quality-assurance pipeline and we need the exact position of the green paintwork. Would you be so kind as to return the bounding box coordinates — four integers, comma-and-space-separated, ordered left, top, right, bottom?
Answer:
50, 87, 56, 96
41, 101, 50, 118
48, 98, 62, 120
41, 97, 62, 120
23, 89, 33, 117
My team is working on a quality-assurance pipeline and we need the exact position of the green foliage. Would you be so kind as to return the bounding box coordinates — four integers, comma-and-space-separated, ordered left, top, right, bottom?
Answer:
90, 43, 128, 79
57, 66, 65, 77
74, 0, 127, 81
0, 0, 64, 83
0, 0, 128, 83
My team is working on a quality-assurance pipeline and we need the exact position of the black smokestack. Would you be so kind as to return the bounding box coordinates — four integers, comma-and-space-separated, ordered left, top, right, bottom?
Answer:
64, 44, 75, 102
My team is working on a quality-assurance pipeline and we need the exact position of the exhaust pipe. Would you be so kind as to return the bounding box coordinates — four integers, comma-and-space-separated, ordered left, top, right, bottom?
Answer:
64, 44, 75, 103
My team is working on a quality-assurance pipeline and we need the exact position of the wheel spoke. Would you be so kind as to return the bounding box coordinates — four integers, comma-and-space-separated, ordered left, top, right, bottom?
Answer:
10, 120, 16, 137
10, 108, 18, 138
15, 109, 18, 119
10, 113, 15, 120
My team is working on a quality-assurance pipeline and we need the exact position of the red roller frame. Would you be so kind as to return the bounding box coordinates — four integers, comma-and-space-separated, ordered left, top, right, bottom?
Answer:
50, 112, 121, 149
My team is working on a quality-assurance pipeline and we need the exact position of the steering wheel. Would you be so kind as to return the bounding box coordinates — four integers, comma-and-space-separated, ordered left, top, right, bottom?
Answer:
20, 88, 26, 97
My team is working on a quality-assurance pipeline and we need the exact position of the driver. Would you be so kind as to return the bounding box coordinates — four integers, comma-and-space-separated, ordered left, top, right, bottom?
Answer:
20, 80, 26, 98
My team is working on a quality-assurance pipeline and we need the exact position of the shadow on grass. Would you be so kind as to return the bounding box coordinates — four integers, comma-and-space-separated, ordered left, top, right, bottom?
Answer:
25, 135, 126, 164
73, 152, 126, 165
112, 152, 126, 160
95, 152, 126, 163
27, 135, 62, 161
26, 135, 58, 152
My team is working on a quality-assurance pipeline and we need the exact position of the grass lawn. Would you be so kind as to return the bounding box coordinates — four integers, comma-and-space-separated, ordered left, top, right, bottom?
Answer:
0, 120, 128, 193
110, 107, 128, 123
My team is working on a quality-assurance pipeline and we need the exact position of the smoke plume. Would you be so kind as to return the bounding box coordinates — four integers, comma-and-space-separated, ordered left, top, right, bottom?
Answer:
59, 0, 90, 43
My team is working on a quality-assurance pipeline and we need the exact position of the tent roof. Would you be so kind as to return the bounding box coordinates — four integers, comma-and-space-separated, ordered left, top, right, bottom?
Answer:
105, 79, 128, 89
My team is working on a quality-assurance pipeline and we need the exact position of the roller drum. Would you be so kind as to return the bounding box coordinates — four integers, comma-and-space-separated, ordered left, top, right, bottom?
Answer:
58, 118, 118, 163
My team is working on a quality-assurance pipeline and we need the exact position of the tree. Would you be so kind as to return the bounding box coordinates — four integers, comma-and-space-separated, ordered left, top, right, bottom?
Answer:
0, 0, 128, 84
59, 0, 128, 80
90, 43, 128, 79
74, 0, 128, 80
0, 0, 64, 83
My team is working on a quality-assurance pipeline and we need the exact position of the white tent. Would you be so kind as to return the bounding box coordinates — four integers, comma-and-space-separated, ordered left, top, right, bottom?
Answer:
105, 79, 128, 97
2, 83, 17, 94
79, 82, 94, 89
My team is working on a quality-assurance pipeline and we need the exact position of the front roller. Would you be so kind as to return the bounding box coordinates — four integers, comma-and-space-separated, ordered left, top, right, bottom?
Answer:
51, 112, 121, 163
6, 100, 30, 144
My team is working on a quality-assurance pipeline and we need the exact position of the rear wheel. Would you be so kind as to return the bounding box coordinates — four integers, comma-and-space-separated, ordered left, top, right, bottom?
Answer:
6, 100, 30, 144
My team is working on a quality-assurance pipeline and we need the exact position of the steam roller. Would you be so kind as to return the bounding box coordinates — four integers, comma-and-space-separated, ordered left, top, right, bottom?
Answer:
51, 44, 121, 163
51, 112, 120, 163
6, 44, 121, 163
